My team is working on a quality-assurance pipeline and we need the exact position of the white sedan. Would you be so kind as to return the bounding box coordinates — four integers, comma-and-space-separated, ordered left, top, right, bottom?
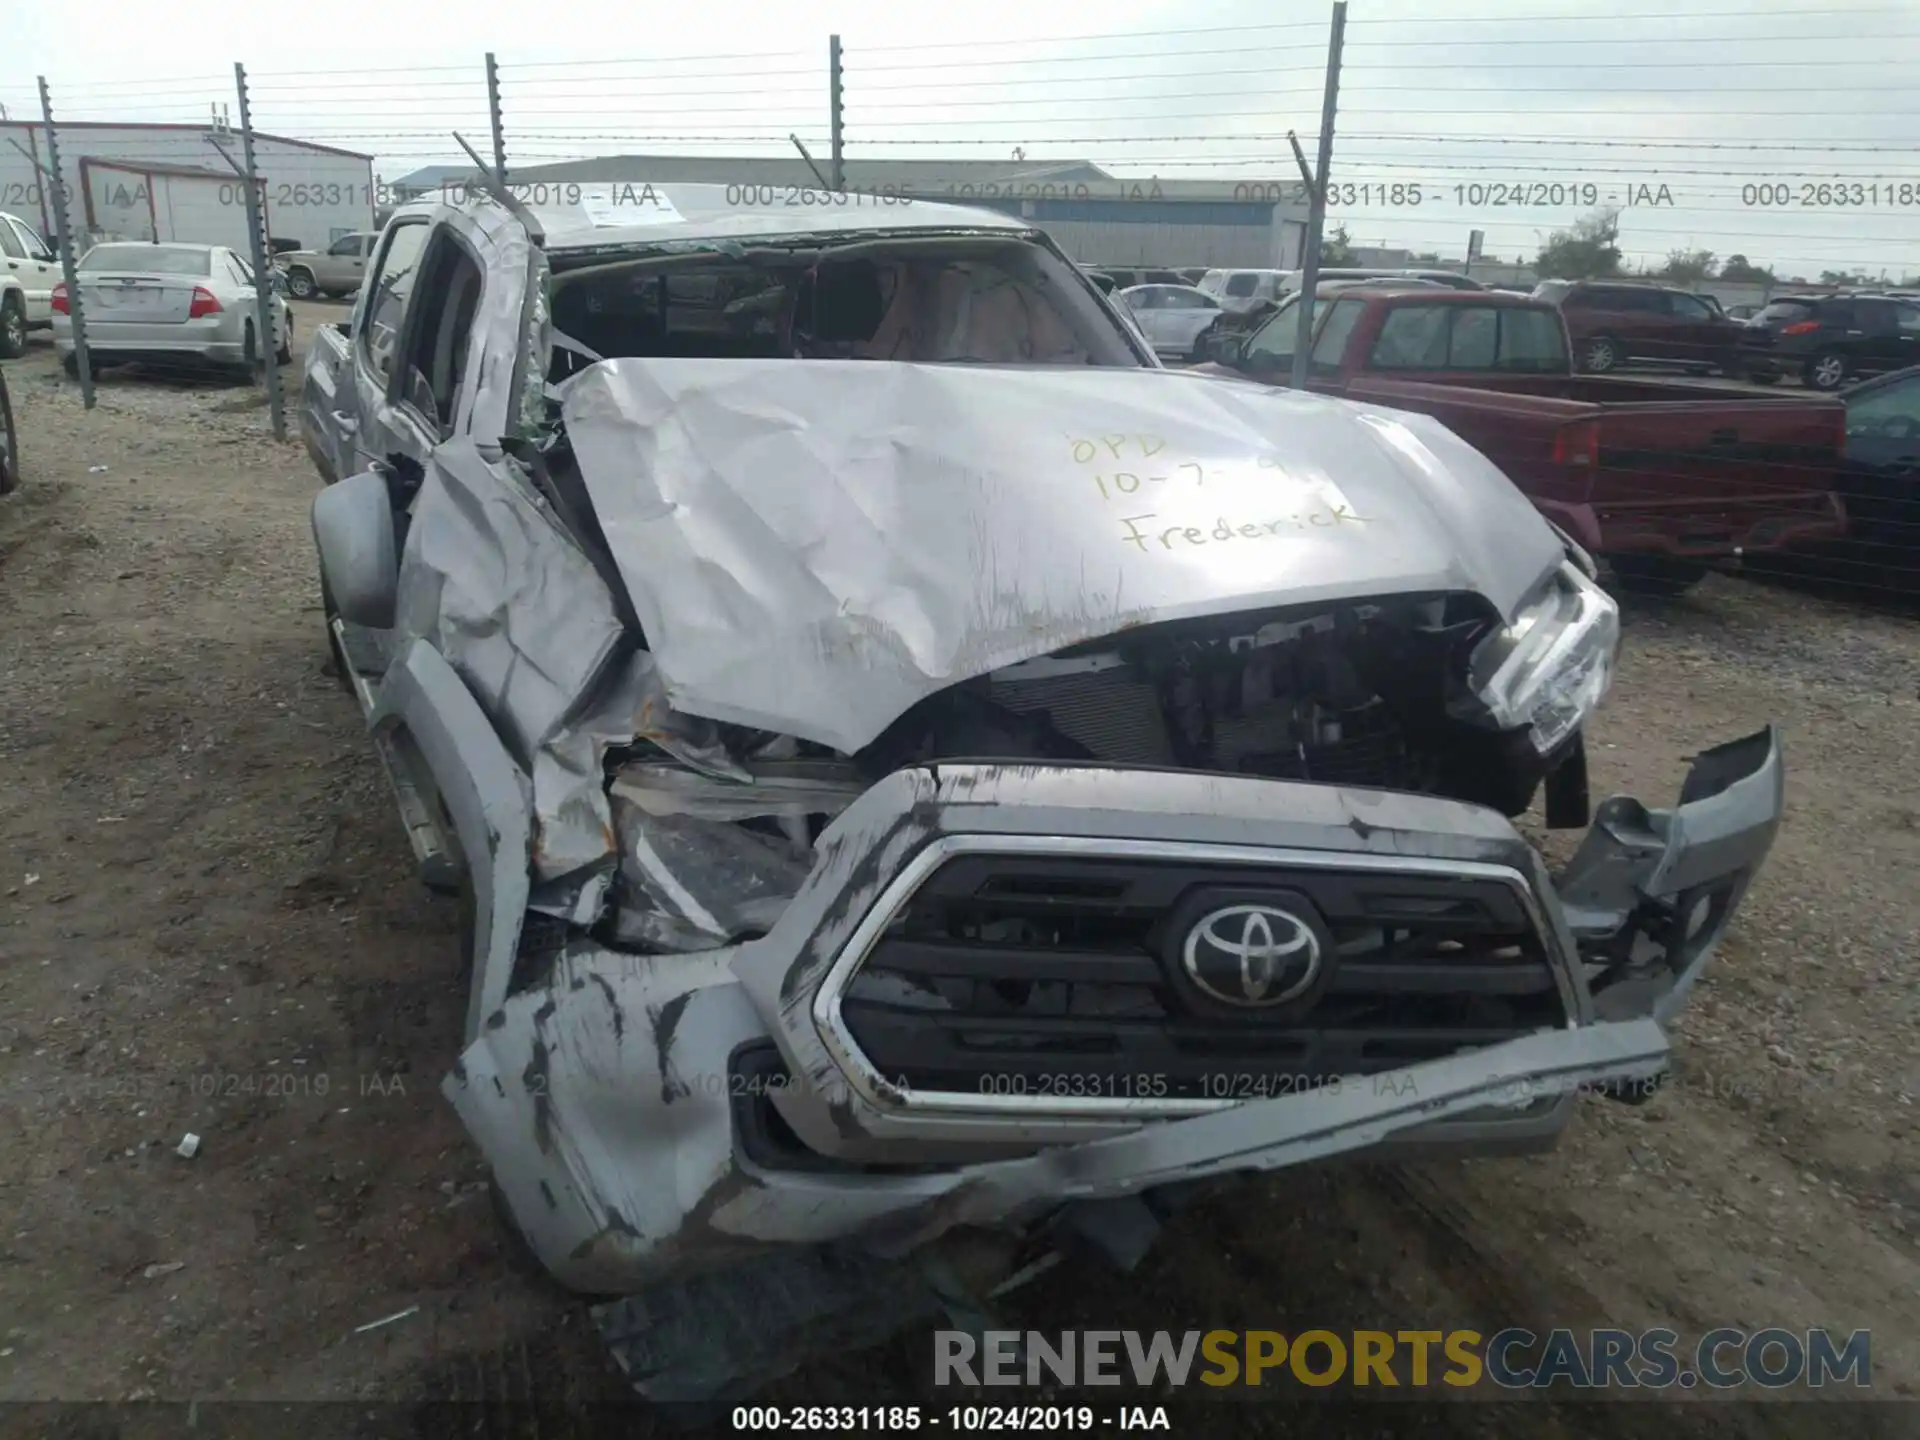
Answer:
1118, 283, 1223, 361
53, 242, 291, 376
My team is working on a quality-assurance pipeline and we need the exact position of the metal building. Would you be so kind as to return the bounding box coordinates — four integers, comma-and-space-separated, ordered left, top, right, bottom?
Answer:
0, 120, 374, 254
504, 156, 1308, 270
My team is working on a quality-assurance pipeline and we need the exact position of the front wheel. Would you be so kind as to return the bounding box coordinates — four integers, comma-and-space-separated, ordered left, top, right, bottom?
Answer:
1608, 553, 1708, 597
1579, 335, 1620, 374
0, 372, 18, 495
1805, 351, 1848, 391
0, 295, 27, 359
285, 268, 317, 300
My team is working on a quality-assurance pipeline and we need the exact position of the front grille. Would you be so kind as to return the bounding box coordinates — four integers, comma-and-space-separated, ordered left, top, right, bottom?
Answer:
838, 854, 1566, 1103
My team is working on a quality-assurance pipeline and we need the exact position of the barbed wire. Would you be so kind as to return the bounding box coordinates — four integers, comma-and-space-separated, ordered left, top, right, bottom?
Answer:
6, 10, 1918, 283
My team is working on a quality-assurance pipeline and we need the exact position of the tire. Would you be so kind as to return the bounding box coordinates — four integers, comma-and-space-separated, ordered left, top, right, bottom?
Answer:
1579, 335, 1620, 374
285, 267, 317, 300
239, 322, 259, 379
1805, 351, 1848, 391
0, 295, 26, 359
61, 351, 78, 379
0, 371, 18, 496
276, 335, 293, 367
1608, 553, 1708, 597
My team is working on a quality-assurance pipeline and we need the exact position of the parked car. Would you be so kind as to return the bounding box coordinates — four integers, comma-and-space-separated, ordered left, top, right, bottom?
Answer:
1723, 303, 1761, 322
1738, 294, 1920, 391
0, 363, 16, 494
274, 231, 380, 299
52, 242, 291, 376
1533, 280, 1753, 376
1200, 285, 1849, 592
0, 210, 61, 358
300, 184, 1783, 1401
1117, 282, 1223, 360
1197, 267, 1292, 313
1834, 363, 1920, 564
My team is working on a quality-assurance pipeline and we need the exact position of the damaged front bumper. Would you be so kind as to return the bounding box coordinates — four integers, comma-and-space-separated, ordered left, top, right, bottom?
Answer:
448, 728, 1783, 1301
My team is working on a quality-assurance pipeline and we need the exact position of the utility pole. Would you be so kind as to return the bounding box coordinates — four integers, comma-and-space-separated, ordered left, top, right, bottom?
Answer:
232, 63, 286, 441
37, 78, 94, 408
828, 35, 846, 192
485, 53, 508, 189
1289, 2, 1347, 390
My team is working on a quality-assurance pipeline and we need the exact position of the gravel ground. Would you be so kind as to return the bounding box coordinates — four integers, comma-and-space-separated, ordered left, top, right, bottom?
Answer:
0, 311, 1916, 1436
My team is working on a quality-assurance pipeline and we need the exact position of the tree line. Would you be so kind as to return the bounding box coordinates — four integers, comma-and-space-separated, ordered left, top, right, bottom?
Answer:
1531, 207, 1916, 288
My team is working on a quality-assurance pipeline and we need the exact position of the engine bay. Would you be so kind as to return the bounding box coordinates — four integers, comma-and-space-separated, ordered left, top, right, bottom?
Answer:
596, 597, 1570, 958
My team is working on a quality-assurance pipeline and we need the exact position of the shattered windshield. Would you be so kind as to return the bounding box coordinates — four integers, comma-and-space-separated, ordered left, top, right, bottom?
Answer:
546, 236, 1144, 382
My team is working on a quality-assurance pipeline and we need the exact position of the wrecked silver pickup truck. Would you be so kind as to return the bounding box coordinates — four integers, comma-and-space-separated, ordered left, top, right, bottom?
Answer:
303, 183, 1784, 1399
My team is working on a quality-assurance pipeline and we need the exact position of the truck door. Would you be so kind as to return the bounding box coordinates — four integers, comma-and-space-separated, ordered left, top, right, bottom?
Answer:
346, 218, 435, 472
343, 208, 534, 476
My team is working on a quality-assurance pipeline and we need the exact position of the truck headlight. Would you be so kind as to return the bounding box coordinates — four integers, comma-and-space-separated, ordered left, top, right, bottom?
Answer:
1460, 561, 1619, 756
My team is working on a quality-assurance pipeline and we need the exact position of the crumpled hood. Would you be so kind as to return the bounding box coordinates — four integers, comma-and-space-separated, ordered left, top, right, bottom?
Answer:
561, 358, 1563, 754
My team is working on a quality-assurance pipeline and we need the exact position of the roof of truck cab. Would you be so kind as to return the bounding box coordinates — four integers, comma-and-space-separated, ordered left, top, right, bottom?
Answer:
518, 182, 1035, 252
1334, 286, 1553, 306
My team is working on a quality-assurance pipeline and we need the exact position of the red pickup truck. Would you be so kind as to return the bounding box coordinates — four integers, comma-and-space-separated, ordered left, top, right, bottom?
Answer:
1200, 287, 1848, 589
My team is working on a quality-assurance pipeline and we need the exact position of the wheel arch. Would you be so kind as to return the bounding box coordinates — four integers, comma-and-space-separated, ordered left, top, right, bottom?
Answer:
371, 637, 534, 1044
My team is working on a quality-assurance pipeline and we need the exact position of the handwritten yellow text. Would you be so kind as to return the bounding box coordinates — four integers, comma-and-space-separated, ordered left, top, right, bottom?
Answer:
1091, 463, 1207, 498
1070, 434, 1168, 464
1119, 509, 1371, 553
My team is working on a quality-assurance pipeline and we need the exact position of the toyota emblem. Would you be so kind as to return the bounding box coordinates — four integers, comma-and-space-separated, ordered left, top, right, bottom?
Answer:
1180, 903, 1322, 1007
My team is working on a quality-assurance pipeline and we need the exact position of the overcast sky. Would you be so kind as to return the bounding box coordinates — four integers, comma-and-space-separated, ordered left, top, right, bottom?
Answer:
5, 0, 1916, 281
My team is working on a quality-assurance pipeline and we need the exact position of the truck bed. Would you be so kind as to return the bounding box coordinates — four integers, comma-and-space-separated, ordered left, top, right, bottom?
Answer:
1341, 372, 1844, 509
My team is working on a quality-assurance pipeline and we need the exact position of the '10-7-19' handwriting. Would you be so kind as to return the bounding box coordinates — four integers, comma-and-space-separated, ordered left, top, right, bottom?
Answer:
1067, 434, 1372, 551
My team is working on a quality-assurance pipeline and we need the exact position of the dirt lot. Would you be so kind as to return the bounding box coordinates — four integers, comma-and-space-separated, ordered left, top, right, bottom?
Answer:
1, 304, 1917, 1435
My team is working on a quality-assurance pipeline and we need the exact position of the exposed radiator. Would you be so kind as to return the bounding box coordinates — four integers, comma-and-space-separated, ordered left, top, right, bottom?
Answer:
988, 669, 1175, 767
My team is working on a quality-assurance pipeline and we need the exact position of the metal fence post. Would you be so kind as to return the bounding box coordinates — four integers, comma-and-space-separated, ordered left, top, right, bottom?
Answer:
828, 35, 845, 191
1289, 1, 1346, 390
233, 63, 286, 441
37, 78, 93, 409
486, 53, 508, 188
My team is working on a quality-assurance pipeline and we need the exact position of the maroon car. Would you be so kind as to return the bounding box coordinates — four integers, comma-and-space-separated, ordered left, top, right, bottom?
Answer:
1533, 280, 1751, 376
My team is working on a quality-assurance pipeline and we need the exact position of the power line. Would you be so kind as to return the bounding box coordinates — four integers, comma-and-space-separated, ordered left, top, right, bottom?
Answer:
852, 21, 1329, 53
1343, 3, 1910, 23
1345, 29, 1918, 47
848, 45, 1325, 73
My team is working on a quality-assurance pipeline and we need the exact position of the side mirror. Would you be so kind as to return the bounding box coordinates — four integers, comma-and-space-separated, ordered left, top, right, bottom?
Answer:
311, 469, 398, 629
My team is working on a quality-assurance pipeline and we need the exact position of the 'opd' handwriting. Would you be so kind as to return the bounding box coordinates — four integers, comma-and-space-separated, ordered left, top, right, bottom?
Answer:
1070, 434, 1168, 464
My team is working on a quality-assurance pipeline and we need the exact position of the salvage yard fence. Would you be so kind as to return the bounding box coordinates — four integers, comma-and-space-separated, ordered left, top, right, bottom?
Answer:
6, 2, 1919, 603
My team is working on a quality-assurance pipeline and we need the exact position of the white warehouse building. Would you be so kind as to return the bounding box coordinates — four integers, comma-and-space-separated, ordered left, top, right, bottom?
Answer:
0, 120, 374, 256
